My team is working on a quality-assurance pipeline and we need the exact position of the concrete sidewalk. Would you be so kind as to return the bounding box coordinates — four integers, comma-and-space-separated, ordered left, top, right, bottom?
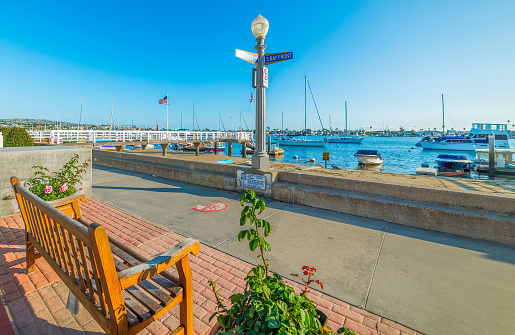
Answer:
92, 166, 515, 335
0, 189, 419, 334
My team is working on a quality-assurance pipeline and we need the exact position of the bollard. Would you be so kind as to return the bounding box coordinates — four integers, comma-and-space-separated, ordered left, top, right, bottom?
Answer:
488, 132, 495, 179
0, 133, 3, 148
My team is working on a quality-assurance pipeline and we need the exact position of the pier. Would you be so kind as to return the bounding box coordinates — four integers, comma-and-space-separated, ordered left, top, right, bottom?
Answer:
28, 129, 253, 157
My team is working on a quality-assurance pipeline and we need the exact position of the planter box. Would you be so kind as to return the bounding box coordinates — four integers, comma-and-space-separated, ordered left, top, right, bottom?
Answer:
0, 146, 92, 218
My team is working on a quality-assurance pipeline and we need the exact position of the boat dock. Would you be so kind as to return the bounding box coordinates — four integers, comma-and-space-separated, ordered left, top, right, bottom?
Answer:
28, 130, 254, 157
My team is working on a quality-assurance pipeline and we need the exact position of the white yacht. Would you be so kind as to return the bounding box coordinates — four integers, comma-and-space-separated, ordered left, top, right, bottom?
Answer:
420, 123, 510, 151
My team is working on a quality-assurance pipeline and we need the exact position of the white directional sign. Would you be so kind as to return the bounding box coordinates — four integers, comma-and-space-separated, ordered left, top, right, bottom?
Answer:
236, 49, 258, 65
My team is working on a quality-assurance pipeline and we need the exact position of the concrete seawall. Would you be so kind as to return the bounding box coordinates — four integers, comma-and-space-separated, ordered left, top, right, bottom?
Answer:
92, 149, 515, 246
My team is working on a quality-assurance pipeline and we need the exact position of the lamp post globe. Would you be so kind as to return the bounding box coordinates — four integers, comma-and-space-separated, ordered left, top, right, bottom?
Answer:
251, 14, 269, 40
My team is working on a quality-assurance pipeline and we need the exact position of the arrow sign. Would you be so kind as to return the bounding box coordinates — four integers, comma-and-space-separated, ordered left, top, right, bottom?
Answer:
264, 52, 293, 65
236, 49, 258, 65
236, 50, 293, 66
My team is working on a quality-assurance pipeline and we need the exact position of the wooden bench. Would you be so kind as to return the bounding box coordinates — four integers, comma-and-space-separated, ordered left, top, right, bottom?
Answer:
11, 177, 200, 335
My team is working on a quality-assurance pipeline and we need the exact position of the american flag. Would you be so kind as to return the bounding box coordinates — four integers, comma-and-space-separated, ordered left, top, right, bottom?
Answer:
159, 96, 168, 104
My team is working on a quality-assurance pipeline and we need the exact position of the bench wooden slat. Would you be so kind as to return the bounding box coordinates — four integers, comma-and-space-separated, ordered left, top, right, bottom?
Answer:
122, 291, 152, 321
138, 279, 174, 306
125, 285, 163, 315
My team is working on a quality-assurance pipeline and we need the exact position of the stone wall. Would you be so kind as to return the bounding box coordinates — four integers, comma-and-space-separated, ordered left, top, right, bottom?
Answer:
0, 146, 92, 217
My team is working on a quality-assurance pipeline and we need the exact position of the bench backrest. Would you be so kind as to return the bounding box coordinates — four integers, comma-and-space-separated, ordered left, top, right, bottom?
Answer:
11, 177, 126, 334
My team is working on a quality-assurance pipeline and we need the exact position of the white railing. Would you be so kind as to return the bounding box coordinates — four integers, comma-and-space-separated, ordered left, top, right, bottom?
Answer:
28, 130, 252, 144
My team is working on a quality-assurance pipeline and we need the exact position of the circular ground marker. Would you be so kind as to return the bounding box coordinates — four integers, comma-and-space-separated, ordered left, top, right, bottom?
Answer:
192, 202, 229, 212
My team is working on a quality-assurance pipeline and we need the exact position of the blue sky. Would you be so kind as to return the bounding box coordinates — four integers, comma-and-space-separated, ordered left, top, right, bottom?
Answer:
1, 1, 514, 131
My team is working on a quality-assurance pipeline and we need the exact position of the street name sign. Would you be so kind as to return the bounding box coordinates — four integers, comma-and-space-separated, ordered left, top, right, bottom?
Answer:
236, 50, 293, 66
236, 49, 258, 65
264, 52, 293, 65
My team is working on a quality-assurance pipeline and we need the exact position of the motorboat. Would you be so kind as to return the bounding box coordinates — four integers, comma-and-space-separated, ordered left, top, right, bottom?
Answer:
354, 150, 383, 165
434, 154, 473, 173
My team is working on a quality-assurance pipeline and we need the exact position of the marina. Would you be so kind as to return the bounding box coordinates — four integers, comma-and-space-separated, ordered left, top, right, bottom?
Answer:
27, 130, 515, 179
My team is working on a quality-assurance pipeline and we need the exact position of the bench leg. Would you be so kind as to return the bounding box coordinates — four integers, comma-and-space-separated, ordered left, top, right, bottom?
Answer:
177, 258, 193, 335
26, 234, 35, 273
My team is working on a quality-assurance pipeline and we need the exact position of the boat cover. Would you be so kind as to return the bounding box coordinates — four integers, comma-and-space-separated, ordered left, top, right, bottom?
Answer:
355, 150, 381, 156
436, 154, 470, 160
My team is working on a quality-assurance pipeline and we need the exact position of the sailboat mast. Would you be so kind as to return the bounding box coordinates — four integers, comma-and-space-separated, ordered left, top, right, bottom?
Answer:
192, 103, 195, 131
345, 101, 348, 136
441, 94, 445, 135
304, 75, 307, 136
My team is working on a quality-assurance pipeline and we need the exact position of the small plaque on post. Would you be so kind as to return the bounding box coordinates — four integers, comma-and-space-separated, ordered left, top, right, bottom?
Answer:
240, 173, 266, 190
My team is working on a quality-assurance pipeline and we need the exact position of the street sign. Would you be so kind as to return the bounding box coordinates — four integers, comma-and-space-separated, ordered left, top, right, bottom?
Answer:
265, 52, 293, 65
236, 50, 293, 66
263, 67, 269, 88
236, 49, 258, 65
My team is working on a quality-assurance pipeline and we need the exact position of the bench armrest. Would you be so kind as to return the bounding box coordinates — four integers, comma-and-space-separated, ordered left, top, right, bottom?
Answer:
47, 194, 88, 208
118, 238, 200, 290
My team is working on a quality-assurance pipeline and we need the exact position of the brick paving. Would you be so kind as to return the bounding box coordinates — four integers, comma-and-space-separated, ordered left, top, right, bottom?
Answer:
0, 198, 422, 335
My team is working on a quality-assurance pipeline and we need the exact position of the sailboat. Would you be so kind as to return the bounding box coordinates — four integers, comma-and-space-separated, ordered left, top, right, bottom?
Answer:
326, 101, 363, 143
277, 76, 326, 147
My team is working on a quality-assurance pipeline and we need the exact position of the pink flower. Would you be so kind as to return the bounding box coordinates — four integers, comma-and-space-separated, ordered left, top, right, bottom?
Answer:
44, 186, 53, 194
79, 188, 83, 191
60, 184, 68, 192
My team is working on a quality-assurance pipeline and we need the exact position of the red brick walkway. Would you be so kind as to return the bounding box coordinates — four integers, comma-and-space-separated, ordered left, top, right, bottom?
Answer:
0, 198, 421, 335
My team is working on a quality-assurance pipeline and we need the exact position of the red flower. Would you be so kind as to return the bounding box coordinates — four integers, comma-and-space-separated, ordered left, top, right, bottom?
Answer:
302, 266, 309, 270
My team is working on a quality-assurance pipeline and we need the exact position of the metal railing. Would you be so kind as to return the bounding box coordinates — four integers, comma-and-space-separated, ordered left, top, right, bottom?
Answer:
28, 130, 252, 144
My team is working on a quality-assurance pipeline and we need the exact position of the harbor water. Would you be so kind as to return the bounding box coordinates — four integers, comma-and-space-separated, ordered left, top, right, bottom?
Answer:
146, 136, 515, 179
237, 136, 515, 178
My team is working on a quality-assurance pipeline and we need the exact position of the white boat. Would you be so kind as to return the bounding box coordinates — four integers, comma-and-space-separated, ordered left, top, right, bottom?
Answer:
277, 137, 326, 147
420, 95, 509, 151
354, 150, 383, 165
277, 76, 326, 147
326, 101, 363, 144
420, 123, 510, 151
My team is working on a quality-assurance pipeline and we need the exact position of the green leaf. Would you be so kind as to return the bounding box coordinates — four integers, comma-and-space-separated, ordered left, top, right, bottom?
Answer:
257, 199, 265, 214
266, 317, 280, 328
249, 237, 259, 251
299, 309, 307, 323
237, 230, 247, 241
263, 241, 271, 252
263, 221, 271, 236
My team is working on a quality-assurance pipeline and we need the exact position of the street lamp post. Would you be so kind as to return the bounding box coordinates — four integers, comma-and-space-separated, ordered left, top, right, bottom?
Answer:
251, 14, 270, 170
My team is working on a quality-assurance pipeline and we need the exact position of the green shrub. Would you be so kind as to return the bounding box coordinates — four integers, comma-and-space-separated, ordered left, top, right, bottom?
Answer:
0, 127, 9, 147
4, 127, 34, 147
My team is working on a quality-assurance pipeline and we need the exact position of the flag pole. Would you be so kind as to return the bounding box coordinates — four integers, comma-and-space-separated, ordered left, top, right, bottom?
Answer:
110, 97, 114, 131
166, 93, 169, 131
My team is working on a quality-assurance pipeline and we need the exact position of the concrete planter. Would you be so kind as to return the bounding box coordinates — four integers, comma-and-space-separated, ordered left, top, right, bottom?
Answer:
0, 146, 92, 218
